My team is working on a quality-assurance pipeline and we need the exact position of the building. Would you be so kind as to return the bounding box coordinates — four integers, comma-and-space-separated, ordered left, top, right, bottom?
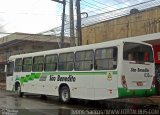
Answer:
82, 6, 160, 45
0, 32, 70, 82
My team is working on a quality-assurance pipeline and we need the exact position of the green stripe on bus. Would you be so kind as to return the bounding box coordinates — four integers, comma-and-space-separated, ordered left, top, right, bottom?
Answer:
18, 73, 41, 84
118, 87, 156, 97
17, 71, 118, 84
31, 73, 41, 79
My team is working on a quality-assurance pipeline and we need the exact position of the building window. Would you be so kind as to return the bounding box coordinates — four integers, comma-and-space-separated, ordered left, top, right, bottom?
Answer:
22, 57, 32, 72
45, 54, 58, 71
58, 52, 74, 71
32, 56, 44, 72
75, 50, 94, 71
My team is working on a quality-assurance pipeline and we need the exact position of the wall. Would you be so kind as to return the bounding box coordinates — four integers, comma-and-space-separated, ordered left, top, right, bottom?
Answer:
82, 6, 160, 45
0, 40, 60, 63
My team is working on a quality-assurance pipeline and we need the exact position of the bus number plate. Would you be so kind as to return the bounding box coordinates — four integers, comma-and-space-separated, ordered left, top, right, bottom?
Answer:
137, 82, 143, 86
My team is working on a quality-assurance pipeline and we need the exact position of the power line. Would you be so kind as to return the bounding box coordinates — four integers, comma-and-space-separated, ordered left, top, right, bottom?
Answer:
81, 0, 157, 26
81, 0, 137, 14
88, 0, 156, 17
81, 1, 109, 12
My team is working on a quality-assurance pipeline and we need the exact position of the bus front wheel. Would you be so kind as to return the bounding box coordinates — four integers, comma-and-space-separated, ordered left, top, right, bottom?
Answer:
16, 84, 24, 97
59, 86, 70, 103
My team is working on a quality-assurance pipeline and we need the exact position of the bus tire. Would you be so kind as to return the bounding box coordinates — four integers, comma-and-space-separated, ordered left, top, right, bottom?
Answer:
17, 84, 24, 97
59, 86, 70, 103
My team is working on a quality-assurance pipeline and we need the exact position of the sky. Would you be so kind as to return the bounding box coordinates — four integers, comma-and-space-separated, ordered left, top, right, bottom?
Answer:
0, 0, 61, 36
0, 0, 157, 37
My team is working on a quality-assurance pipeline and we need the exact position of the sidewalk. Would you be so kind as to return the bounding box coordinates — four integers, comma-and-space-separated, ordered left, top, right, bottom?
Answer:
0, 82, 6, 90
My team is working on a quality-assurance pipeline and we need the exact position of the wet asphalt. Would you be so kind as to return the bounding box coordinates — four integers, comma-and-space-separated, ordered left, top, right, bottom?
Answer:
0, 89, 101, 115
0, 89, 159, 115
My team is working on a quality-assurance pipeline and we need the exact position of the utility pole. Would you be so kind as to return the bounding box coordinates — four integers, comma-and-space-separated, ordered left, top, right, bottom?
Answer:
76, 0, 82, 46
51, 0, 66, 48
69, 0, 75, 47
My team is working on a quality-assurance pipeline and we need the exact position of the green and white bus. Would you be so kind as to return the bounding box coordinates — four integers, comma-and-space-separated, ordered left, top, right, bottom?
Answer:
6, 39, 156, 103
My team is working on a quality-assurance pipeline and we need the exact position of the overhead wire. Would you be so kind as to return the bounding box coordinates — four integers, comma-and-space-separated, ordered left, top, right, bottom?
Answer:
81, 1, 110, 12
84, 0, 156, 18
81, 0, 158, 27
81, 0, 136, 14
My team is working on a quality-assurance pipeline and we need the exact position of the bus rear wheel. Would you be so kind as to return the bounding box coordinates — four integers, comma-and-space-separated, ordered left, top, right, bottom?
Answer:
59, 86, 70, 103
16, 84, 24, 97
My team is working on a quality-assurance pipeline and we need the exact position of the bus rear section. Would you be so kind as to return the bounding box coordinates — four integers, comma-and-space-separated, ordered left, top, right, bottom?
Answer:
119, 42, 156, 98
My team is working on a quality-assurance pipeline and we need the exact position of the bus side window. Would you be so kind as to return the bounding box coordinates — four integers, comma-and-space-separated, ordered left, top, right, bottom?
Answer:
58, 52, 74, 71
32, 56, 44, 72
22, 57, 32, 72
75, 50, 94, 71
45, 54, 58, 71
95, 47, 117, 70
15, 58, 22, 72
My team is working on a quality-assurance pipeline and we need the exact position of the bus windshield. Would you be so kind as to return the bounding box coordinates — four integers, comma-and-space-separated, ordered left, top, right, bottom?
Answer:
123, 42, 154, 63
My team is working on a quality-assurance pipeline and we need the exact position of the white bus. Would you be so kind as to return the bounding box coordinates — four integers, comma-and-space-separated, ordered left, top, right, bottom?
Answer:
6, 39, 156, 103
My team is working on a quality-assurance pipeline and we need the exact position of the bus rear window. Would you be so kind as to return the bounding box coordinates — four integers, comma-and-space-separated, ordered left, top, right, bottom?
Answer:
123, 42, 154, 63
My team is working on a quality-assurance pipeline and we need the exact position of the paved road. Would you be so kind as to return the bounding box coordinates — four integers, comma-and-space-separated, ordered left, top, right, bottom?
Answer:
0, 89, 159, 115
0, 90, 113, 115
0, 89, 86, 115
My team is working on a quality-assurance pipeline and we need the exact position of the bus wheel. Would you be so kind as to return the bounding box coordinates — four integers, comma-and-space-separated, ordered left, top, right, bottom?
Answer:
17, 84, 24, 97
59, 86, 70, 103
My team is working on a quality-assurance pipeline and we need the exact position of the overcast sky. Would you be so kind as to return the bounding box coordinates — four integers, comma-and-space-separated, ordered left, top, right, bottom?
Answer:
0, 0, 61, 35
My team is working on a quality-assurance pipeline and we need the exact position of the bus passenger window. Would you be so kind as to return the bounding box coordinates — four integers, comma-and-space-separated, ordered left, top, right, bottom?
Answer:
58, 52, 74, 71
22, 57, 32, 72
75, 50, 94, 71
95, 47, 117, 70
45, 54, 58, 71
15, 58, 22, 72
32, 56, 44, 72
